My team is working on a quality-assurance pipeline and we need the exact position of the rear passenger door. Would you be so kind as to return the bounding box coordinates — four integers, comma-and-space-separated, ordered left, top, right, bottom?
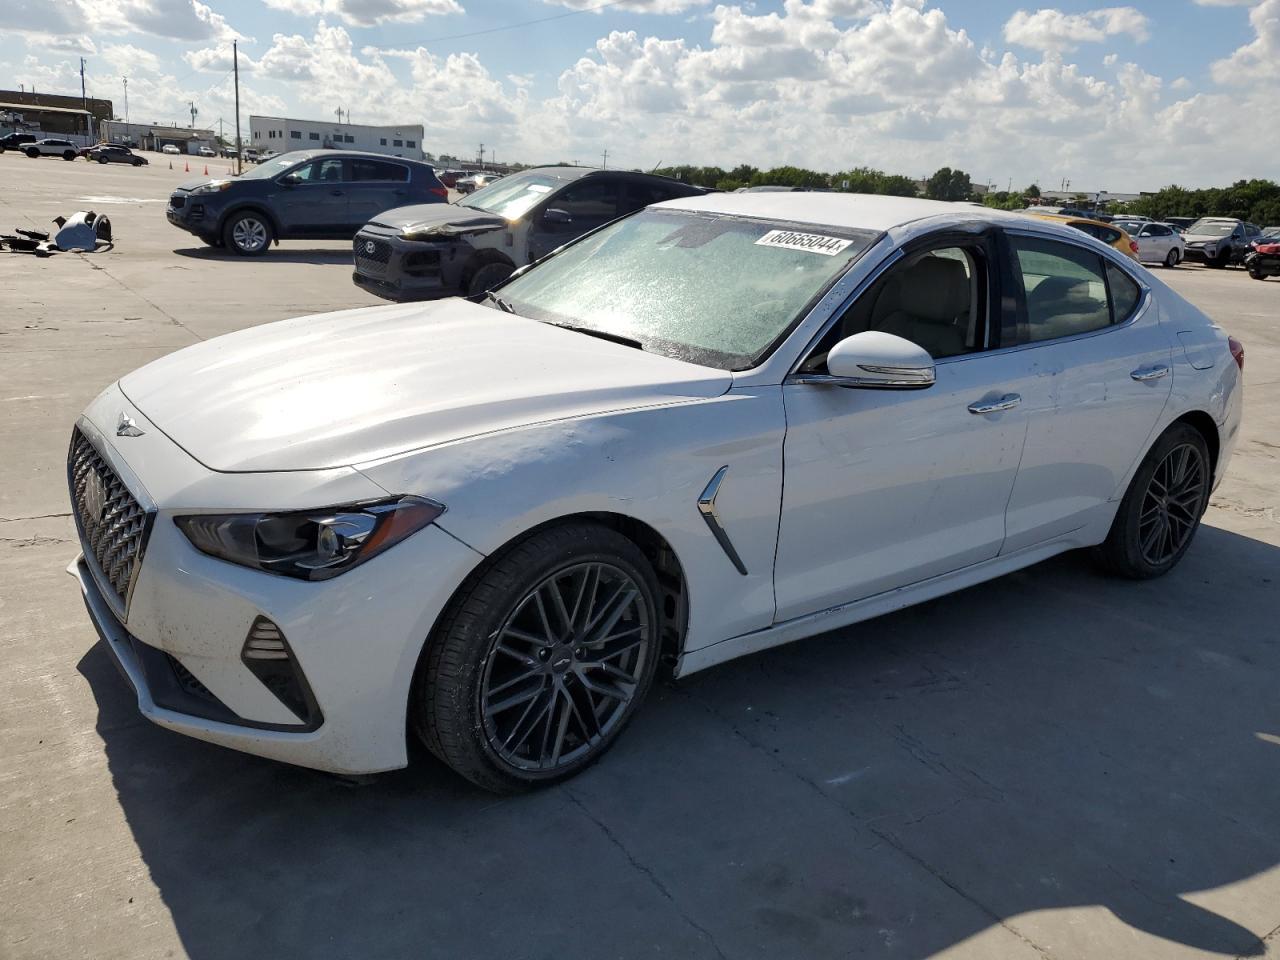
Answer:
998, 231, 1173, 553
346, 158, 411, 230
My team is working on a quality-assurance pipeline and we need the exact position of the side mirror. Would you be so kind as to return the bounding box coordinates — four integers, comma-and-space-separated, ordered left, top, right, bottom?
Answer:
807, 331, 935, 389
543, 208, 573, 225
280, 173, 302, 187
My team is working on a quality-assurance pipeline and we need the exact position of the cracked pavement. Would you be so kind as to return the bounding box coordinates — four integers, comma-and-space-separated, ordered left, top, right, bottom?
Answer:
2, 152, 1279, 960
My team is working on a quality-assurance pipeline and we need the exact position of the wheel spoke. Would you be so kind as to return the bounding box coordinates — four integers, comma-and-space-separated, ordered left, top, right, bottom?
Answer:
503, 686, 554, 753
580, 674, 630, 702
532, 589, 560, 645
548, 692, 573, 767
547, 577, 574, 638
581, 659, 638, 684
487, 677, 546, 714
585, 587, 639, 645
501, 625, 547, 649
565, 681, 602, 742
486, 666, 543, 701
568, 564, 599, 633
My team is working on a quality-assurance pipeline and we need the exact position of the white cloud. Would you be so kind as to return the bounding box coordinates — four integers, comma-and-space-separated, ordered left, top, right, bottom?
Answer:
260, 0, 461, 26
1003, 6, 1149, 53
1210, 0, 1279, 82
102, 42, 163, 74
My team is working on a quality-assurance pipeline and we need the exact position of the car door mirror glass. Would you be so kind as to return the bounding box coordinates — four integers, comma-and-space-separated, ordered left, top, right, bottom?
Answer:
280, 173, 302, 186
822, 331, 936, 389
543, 208, 573, 225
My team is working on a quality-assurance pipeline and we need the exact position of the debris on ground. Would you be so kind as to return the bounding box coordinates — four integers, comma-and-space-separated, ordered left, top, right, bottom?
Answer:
2, 211, 113, 256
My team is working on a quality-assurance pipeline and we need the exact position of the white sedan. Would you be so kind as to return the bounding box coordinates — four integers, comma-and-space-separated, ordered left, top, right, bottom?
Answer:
1117, 219, 1186, 267
68, 194, 1243, 792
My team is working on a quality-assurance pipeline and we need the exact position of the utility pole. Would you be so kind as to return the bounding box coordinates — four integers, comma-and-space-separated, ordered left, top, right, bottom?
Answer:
601, 148, 608, 169
478, 142, 484, 167
80, 57, 91, 142
189, 101, 197, 129
122, 77, 128, 128
232, 41, 241, 175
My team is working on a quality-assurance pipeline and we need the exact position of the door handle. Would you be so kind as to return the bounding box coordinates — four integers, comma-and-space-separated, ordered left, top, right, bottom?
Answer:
968, 393, 1021, 415
1130, 364, 1170, 382
330, 189, 344, 196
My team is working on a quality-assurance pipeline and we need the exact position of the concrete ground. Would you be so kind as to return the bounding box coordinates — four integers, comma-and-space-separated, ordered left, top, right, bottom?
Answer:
1, 151, 1278, 960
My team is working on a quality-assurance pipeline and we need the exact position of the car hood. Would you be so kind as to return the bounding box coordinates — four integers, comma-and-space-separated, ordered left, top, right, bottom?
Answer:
117, 299, 731, 473
1182, 232, 1231, 244
368, 203, 506, 236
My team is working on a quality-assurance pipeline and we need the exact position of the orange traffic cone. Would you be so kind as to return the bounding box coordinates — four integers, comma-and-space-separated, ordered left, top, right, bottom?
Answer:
184, 160, 189, 172
203, 165, 209, 175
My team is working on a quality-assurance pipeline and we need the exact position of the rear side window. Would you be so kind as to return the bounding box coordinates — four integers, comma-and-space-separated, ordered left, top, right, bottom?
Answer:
351, 159, 407, 182
1106, 262, 1141, 322
1012, 236, 1112, 342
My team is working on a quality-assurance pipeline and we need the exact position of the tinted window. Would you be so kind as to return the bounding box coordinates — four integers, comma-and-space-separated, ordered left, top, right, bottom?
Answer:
351, 158, 407, 182
622, 180, 683, 212
552, 178, 620, 226
1012, 236, 1111, 342
1106, 263, 1141, 322
309, 132, 320, 141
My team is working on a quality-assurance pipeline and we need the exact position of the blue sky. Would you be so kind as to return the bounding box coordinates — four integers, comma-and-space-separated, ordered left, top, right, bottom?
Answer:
4, 0, 1276, 188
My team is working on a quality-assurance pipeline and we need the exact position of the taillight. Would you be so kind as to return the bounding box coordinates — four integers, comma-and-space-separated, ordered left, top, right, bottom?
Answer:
1129, 240, 1140, 253
1228, 336, 1244, 371
430, 186, 448, 199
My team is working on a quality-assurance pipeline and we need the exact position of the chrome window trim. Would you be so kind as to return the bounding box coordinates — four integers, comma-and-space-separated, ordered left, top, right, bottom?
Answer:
70, 416, 158, 624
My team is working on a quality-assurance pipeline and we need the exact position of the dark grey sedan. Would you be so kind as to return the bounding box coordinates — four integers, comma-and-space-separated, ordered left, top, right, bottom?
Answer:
165, 150, 448, 256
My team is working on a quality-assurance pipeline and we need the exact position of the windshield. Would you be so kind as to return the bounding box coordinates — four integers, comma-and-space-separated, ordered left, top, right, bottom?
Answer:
497, 209, 876, 369
1188, 219, 1234, 237
236, 152, 313, 181
460, 172, 564, 220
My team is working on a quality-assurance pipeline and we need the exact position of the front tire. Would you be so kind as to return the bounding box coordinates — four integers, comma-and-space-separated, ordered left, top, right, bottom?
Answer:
1208, 248, 1229, 268
1093, 423, 1211, 579
26, 148, 40, 158
1164, 248, 1180, 268
222, 211, 272, 256
414, 522, 662, 793
467, 260, 514, 296
63, 150, 77, 161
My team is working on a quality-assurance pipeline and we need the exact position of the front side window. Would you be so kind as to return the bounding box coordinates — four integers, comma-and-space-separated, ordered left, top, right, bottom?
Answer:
802, 245, 986, 368
497, 209, 876, 369
547, 179, 620, 229
1012, 236, 1113, 342
293, 158, 345, 183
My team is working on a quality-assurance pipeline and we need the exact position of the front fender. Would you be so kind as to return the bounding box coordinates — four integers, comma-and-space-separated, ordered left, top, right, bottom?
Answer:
356, 389, 786, 652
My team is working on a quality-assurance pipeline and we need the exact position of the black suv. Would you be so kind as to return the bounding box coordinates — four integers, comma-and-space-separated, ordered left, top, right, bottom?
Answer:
166, 149, 448, 255
0, 133, 38, 153
352, 166, 707, 300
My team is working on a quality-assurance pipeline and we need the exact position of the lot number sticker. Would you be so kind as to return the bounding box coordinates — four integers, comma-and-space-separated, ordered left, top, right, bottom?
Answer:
755, 229, 853, 256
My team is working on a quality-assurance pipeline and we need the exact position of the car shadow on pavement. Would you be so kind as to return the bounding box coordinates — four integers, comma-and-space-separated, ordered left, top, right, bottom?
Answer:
171, 246, 355, 265
79, 523, 1280, 960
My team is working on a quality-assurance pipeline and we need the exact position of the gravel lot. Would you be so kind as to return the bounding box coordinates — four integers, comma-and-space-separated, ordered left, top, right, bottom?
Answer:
2, 151, 1278, 960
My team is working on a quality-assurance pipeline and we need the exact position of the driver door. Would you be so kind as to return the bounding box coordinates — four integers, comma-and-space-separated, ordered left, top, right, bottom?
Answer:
772, 236, 1033, 621
277, 157, 349, 235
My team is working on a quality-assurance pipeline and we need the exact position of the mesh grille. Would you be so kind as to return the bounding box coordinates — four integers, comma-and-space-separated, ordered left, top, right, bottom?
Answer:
68, 428, 150, 609
354, 236, 392, 277
168, 194, 186, 209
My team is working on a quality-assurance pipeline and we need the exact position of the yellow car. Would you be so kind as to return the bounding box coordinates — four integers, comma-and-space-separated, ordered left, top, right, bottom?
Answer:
1026, 213, 1140, 261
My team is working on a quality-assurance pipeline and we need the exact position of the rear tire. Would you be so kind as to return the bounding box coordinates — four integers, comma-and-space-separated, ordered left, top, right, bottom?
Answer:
1093, 423, 1211, 580
97, 155, 110, 164
413, 522, 662, 793
222, 211, 272, 256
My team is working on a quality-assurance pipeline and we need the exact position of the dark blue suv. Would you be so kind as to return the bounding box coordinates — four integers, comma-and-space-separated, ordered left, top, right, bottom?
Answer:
166, 150, 447, 256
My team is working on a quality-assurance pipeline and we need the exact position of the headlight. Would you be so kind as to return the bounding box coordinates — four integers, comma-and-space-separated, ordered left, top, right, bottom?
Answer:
175, 496, 444, 581
398, 226, 451, 242
1204, 243, 1217, 254
190, 180, 233, 196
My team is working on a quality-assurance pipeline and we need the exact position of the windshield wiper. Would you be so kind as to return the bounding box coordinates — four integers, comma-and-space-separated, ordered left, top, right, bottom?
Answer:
545, 321, 643, 351
484, 290, 514, 313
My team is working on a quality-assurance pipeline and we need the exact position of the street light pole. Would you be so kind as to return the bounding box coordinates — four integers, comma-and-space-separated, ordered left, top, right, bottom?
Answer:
233, 40, 242, 176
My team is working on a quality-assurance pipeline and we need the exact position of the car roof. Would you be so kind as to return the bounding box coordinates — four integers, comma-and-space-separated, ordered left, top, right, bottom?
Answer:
655, 192, 1021, 231
275, 149, 430, 165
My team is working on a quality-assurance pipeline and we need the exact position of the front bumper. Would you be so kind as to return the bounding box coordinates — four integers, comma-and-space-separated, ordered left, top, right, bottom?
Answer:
351, 228, 468, 302
166, 194, 223, 239
68, 388, 486, 774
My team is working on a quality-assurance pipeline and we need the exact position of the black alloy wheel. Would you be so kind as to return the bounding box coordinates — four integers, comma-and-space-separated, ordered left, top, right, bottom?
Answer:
415, 522, 662, 793
480, 561, 651, 774
1136, 442, 1207, 566
1094, 423, 1210, 579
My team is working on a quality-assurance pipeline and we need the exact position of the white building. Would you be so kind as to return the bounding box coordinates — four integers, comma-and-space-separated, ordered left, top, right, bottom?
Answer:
248, 115, 425, 160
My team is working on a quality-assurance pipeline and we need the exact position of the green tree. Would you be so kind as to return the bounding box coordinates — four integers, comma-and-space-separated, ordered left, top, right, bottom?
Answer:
1025, 183, 1040, 199
926, 167, 973, 202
